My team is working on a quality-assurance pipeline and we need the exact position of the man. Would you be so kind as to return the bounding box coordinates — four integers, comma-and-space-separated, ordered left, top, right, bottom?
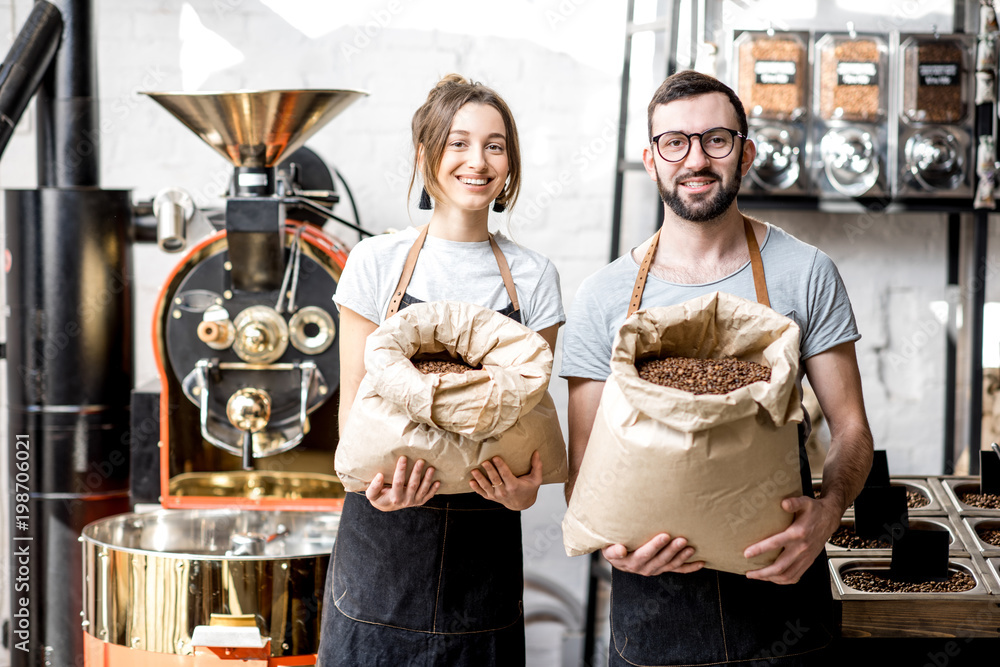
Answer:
561, 71, 873, 666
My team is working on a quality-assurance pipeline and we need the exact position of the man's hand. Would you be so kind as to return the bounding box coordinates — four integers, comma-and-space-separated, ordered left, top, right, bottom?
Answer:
603, 533, 705, 577
743, 495, 841, 584
365, 455, 440, 511
470, 451, 543, 511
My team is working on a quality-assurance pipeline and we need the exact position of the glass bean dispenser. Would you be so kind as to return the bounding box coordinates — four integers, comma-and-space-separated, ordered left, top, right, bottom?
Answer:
895, 32, 975, 198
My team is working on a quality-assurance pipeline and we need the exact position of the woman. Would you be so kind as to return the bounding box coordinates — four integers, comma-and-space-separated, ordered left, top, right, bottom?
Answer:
317, 74, 565, 666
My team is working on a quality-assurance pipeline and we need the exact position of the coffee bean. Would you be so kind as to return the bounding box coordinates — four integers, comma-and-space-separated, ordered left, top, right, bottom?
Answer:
976, 527, 1000, 546
903, 40, 965, 124
846, 488, 929, 510
738, 35, 807, 119
636, 356, 770, 395
907, 490, 931, 508
819, 38, 882, 121
843, 569, 976, 593
958, 492, 1000, 509
412, 359, 477, 375
829, 525, 892, 549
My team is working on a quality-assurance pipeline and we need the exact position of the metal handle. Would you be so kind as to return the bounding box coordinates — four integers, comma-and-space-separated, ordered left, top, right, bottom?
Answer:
196, 360, 316, 459
241, 430, 253, 470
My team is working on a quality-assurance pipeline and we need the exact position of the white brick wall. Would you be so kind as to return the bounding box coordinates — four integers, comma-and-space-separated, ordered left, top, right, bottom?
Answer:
0, 1, 992, 665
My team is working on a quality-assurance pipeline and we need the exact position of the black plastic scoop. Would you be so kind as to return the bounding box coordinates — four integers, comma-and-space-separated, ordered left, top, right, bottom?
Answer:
982, 444, 1000, 495
890, 528, 949, 583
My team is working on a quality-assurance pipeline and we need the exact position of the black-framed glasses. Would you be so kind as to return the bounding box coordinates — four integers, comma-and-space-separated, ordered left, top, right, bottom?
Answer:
650, 127, 746, 162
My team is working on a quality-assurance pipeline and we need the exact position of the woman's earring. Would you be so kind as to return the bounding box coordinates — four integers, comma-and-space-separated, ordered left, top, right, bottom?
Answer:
492, 199, 505, 213
419, 187, 432, 210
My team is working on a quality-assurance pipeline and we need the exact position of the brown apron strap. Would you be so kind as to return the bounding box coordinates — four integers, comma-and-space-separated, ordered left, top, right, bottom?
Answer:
626, 217, 769, 317
489, 235, 521, 312
386, 224, 430, 318
743, 216, 770, 308
628, 229, 661, 318
385, 225, 520, 318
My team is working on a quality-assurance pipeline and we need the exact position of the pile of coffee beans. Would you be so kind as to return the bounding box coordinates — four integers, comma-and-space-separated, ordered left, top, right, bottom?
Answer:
636, 356, 770, 394
738, 36, 807, 118
958, 492, 1000, 509
975, 527, 1000, 546
412, 359, 477, 375
819, 38, 882, 121
904, 40, 965, 124
907, 490, 931, 508
843, 569, 975, 593
829, 525, 891, 549
843, 487, 929, 510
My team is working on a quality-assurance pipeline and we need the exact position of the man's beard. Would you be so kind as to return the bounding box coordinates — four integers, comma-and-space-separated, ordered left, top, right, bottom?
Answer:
657, 161, 742, 222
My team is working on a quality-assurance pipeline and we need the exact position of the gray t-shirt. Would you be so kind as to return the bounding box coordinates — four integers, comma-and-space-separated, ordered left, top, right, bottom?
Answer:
334, 225, 565, 331
560, 223, 859, 381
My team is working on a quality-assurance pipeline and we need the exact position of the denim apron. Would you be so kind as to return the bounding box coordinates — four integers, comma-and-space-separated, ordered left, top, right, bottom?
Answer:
318, 225, 526, 666
608, 219, 835, 667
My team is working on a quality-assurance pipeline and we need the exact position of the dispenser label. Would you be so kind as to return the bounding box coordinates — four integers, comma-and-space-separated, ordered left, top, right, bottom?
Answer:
754, 60, 797, 85
919, 62, 959, 86
837, 61, 878, 85
238, 173, 269, 187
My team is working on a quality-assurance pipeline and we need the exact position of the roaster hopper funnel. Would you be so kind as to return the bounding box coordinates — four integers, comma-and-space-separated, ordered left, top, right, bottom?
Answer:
143, 89, 368, 168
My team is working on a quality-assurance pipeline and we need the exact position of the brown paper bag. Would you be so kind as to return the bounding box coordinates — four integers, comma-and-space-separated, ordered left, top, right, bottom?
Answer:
562, 291, 804, 574
335, 301, 567, 494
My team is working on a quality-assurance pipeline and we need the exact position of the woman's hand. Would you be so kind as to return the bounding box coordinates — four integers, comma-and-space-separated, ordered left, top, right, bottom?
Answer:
470, 450, 543, 511
365, 455, 440, 512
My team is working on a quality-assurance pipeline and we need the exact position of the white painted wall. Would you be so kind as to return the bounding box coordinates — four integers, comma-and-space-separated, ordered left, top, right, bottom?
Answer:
0, 1, 992, 665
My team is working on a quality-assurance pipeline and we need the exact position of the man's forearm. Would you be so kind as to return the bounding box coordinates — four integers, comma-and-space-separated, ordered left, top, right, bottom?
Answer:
818, 423, 874, 515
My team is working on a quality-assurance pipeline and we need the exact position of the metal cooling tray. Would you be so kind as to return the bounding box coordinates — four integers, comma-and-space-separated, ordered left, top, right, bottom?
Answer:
827, 516, 968, 557
961, 517, 1000, 557
940, 476, 1000, 515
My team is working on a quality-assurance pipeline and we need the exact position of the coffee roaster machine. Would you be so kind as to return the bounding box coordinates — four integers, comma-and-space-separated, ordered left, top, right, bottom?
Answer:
77, 89, 366, 667
1, 2, 368, 666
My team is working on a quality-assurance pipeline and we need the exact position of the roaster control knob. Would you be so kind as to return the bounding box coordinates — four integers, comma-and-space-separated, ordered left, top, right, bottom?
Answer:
226, 387, 272, 433
232, 305, 289, 363
198, 304, 236, 350
197, 320, 234, 348
242, 324, 268, 352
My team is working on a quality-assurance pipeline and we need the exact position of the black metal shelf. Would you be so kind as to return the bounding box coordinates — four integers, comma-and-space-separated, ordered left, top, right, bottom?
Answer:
739, 195, 978, 215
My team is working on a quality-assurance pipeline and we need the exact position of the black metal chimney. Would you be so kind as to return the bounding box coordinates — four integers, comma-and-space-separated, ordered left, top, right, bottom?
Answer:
4, 1, 133, 665
35, 0, 99, 187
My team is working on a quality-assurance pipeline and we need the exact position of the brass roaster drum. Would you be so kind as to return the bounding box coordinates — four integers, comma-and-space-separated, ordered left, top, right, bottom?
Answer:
81, 509, 338, 657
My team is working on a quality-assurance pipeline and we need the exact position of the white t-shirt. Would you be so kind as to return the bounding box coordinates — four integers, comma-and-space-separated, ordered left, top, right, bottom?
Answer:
333, 226, 565, 331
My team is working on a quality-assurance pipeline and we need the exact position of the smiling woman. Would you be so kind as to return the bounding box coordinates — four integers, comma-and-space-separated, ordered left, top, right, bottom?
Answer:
317, 74, 565, 667
410, 73, 521, 222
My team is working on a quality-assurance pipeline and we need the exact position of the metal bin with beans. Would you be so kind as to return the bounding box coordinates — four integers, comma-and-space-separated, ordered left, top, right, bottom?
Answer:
812, 31, 889, 198
895, 33, 975, 198
732, 30, 811, 194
